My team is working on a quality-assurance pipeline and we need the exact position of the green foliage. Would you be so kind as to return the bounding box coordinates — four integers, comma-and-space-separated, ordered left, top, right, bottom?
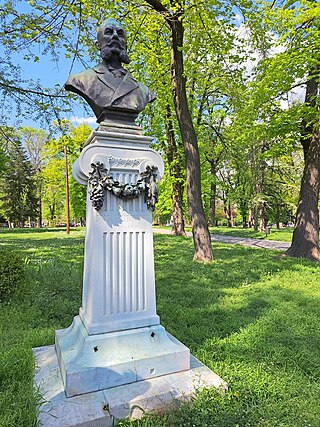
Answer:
0, 136, 38, 226
0, 1, 319, 243
0, 248, 26, 302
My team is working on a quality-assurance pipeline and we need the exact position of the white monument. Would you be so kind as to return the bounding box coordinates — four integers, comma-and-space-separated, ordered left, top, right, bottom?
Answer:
55, 128, 190, 397
33, 19, 227, 426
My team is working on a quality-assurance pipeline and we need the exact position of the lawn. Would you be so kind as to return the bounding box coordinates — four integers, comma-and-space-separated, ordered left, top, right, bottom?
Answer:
1, 228, 320, 426
208, 226, 294, 242
176, 225, 293, 242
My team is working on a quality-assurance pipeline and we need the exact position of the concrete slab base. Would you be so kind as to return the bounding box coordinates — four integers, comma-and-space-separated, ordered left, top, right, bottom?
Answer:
34, 345, 228, 427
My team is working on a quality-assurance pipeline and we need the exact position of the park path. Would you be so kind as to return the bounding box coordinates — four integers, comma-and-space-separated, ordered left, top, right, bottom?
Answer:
152, 227, 290, 252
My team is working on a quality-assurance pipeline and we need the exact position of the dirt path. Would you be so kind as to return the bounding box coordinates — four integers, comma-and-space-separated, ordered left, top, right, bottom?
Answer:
152, 228, 290, 252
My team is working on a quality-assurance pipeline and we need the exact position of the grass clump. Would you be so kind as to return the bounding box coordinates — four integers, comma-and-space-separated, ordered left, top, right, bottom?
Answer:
1, 228, 320, 426
0, 248, 27, 302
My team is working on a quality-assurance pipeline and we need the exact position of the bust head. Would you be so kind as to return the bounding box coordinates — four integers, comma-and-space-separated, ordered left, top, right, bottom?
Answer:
95, 18, 130, 64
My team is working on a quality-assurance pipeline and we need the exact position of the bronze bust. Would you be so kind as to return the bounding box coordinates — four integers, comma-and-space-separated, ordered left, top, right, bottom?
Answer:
65, 19, 155, 126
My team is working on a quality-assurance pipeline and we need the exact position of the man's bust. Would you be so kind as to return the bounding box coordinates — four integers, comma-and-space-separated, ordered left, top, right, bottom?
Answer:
65, 19, 155, 125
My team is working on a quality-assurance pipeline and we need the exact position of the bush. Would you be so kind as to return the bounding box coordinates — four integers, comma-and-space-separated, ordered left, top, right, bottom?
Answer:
0, 248, 26, 302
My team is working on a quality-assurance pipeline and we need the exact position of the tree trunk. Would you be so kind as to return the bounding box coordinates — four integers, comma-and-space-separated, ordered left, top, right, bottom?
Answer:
286, 125, 320, 261
171, 182, 185, 235
248, 209, 253, 228
209, 181, 216, 227
49, 204, 55, 222
226, 202, 233, 227
37, 183, 42, 228
286, 67, 320, 261
253, 207, 259, 231
276, 204, 280, 229
208, 162, 217, 227
259, 204, 266, 232
169, 17, 213, 261
165, 106, 186, 236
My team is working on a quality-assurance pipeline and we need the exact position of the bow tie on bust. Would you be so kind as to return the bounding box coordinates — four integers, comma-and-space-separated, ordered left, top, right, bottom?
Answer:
109, 67, 126, 79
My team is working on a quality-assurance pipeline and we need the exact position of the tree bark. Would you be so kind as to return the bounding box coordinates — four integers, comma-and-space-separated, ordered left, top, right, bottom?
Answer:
171, 181, 185, 235
286, 67, 320, 261
144, 0, 212, 260
165, 106, 186, 236
286, 125, 320, 261
259, 204, 266, 232
169, 17, 213, 261
226, 202, 233, 227
208, 159, 217, 227
209, 180, 217, 227
253, 207, 259, 231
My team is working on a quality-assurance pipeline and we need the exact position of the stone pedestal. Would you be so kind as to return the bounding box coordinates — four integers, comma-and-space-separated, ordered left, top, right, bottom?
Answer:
55, 129, 190, 397
34, 128, 227, 426
34, 346, 228, 427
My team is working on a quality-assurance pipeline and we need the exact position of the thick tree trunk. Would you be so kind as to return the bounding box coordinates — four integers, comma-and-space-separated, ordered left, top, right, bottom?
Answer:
171, 182, 185, 235
286, 67, 320, 261
286, 125, 320, 261
165, 106, 186, 236
169, 18, 213, 261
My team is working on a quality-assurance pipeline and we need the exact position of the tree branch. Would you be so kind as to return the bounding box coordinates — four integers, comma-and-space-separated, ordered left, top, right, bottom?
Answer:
143, 0, 168, 13
0, 82, 67, 98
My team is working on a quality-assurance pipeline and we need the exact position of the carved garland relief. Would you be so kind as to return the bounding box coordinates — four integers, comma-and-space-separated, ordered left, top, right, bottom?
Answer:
88, 158, 158, 212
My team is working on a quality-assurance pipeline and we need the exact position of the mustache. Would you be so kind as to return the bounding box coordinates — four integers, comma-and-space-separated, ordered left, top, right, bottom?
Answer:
100, 46, 130, 64
106, 40, 122, 48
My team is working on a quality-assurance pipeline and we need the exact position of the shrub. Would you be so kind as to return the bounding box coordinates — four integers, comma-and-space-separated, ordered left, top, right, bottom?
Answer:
0, 248, 26, 302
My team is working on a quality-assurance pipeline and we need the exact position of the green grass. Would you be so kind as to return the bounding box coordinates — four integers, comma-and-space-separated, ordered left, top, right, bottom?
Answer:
208, 226, 294, 242
1, 228, 320, 426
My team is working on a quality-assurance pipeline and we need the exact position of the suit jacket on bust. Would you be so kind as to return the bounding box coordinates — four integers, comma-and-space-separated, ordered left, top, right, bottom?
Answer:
65, 62, 156, 122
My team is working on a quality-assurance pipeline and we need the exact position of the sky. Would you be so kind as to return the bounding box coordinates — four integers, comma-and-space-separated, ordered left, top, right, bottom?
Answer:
1, 0, 98, 131
8, 49, 97, 129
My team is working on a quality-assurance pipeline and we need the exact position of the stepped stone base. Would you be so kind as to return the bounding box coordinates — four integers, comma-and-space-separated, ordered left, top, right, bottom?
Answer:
55, 316, 190, 397
33, 345, 228, 427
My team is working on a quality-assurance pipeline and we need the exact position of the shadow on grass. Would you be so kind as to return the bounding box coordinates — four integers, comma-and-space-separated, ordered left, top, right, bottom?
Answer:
154, 235, 320, 345
151, 234, 320, 426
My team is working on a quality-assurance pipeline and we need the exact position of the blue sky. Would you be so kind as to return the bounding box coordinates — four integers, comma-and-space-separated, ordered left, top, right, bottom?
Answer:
9, 49, 97, 130
1, 0, 97, 131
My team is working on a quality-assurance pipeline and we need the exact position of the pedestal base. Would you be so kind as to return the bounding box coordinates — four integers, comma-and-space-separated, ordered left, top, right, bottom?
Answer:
34, 345, 228, 427
55, 316, 190, 397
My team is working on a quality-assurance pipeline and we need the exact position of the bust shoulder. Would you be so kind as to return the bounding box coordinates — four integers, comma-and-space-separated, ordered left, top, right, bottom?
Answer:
137, 81, 156, 104
65, 68, 98, 91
